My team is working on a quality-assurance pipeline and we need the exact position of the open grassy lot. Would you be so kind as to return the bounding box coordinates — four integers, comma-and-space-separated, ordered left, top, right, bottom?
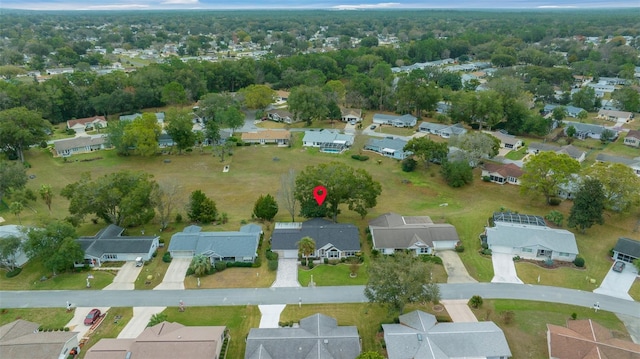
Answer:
0, 308, 74, 328
0, 260, 114, 290
160, 305, 260, 359
474, 299, 630, 359
78, 307, 133, 359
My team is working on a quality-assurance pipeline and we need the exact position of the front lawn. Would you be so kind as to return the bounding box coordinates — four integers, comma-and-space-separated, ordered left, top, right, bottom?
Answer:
134, 247, 171, 290
78, 307, 133, 359
0, 308, 74, 328
298, 263, 369, 286
160, 305, 260, 359
0, 260, 114, 290
504, 146, 527, 160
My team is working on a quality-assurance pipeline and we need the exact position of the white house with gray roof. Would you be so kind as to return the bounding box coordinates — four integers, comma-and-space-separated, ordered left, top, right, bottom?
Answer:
77, 224, 159, 267
486, 221, 578, 262
563, 121, 618, 141
612, 237, 640, 264
0, 225, 29, 268
418, 122, 467, 138
245, 313, 361, 359
302, 130, 355, 153
595, 154, 640, 176
527, 143, 586, 163
383, 310, 512, 359
364, 137, 412, 160
53, 135, 109, 157
369, 213, 460, 255
271, 218, 360, 260
372, 113, 417, 128
168, 224, 261, 264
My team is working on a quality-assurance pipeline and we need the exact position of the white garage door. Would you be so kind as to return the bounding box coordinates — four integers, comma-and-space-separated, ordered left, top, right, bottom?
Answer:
279, 250, 299, 259
434, 241, 458, 250
489, 245, 512, 254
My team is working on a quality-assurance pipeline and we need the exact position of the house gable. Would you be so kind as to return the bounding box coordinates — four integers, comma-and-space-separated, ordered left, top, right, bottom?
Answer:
368, 213, 459, 253
612, 237, 640, 263
547, 319, 640, 359
77, 224, 159, 265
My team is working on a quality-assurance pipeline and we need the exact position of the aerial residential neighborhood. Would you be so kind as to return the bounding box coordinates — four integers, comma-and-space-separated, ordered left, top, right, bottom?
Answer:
1, 5, 640, 359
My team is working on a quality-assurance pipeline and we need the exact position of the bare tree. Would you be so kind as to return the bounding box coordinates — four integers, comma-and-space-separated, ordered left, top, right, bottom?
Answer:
278, 169, 297, 222
153, 180, 183, 231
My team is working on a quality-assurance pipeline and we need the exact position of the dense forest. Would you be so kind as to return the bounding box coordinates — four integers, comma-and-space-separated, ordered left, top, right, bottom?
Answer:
0, 9, 638, 132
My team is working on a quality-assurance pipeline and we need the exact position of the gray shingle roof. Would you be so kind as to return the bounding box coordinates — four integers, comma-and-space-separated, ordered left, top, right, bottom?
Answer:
486, 222, 578, 254
564, 121, 616, 136
613, 237, 640, 258
168, 224, 261, 259
78, 224, 159, 257
596, 154, 640, 166
271, 218, 360, 252
244, 314, 361, 359
368, 213, 459, 249
383, 310, 511, 359
53, 136, 107, 152
365, 138, 408, 152
302, 130, 354, 146
0, 319, 79, 359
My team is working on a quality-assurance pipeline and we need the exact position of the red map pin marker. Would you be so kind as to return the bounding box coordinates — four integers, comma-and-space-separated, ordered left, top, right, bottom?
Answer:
313, 185, 327, 206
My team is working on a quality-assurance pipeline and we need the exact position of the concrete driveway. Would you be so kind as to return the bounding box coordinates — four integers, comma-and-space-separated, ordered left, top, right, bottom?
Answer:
103, 262, 143, 290
438, 250, 477, 283
258, 304, 286, 328
271, 259, 300, 287
440, 299, 478, 322
593, 262, 637, 301
65, 306, 111, 339
491, 252, 523, 284
154, 258, 190, 290
117, 306, 166, 338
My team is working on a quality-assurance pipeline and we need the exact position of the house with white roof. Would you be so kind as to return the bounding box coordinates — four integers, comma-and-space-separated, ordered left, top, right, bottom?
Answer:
302, 129, 354, 153
364, 137, 412, 160
418, 122, 467, 138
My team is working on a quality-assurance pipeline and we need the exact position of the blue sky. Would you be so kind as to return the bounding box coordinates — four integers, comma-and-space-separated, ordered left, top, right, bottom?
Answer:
1, 0, 639, 11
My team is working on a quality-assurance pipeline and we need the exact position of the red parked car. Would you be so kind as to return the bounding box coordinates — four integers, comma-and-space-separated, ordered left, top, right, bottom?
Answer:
84, 309, 101, 326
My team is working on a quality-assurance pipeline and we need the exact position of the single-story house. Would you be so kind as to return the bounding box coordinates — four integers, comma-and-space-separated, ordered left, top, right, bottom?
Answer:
564, 121, 619, 141
85, 322, 226, 359
364, 137, 412, 160
623, 130, 640, 148
241, 130, 291, 146
168, 224, 261, 264
267, 109, 294, 124
275, 90, 289, 104
595, 153, 640, 176
53, 135, 109, 157
66, 116, 107, 132
119, 112, 165, 126
543, 104, 585, 118
587, 82, 616, 96
527, 143, 586, 163
488, 131, 523, 150
77, 224, 160, 267
341, 108, 362, 123
598, 77, 629, 86
547, 319, 640, 359
0, 319, 79, 359
0, 225, 29, 268
368, 213, 460, 255
372, 113, 417, 128
245, 313, 361, 359
612, 237, 640, 264
486, 221, 579, 262
45, 67, 74, 75
481, 162, 523, 185
383, 310, 512, 359
271, 218, 360, 259
597, 109, 633, 123
418, 122, 467, 138
435, 101, 451, 114
302, 129, 354, 153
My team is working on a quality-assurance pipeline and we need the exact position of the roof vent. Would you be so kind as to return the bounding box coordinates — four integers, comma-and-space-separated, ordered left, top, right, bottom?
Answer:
417, 334, 423, 341
324, 339, 329, 344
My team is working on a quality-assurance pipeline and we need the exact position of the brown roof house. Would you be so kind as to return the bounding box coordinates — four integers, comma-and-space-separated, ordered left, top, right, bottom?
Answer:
85, 321, 226, 359
66, 116, 107, 132
623, 130, 640, 148
596, 109, 633, 123
481, 162, 524, 185
241, 129, 291, 146
369, 213, 460, 255
0, 319, 79, 359
547, 319, 640, 359
244, 313, 361, 359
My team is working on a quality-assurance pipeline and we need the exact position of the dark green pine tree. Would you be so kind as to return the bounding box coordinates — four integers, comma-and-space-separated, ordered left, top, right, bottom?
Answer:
567, 178, 605, 233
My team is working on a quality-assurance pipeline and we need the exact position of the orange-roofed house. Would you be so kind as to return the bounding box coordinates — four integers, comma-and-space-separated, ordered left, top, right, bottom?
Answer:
547, 319, 640, 359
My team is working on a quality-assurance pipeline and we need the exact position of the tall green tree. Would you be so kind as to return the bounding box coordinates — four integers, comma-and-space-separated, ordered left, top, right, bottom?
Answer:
165, 109, 196, 154
403, 137, 448, 168
288, 85, 328, 125
0, 160, 27, 205
189, 254, 212, 277
297, 236, 316, 263
161, 81, 188, 106
239, 84, 275, 109
441, 160, 474, 187
0, 235, 22, 271
364, 251, 440, 314
152, 180, 183, 231
295, 162, 382, 221
253, 194, 278, 222
123, 113, 161, 157
572, 87, 597, 112
583, 162, 640, 213
611, 87, 640, 113
520, 152, 580, 204
106, 120, 134, 156
0, 107, 51, 162
568, 178, 605, 233
278, 169, 298, 222
24, 220, 83, 275
39, 184, 54, 214
9, 202, 24, 225
216, 107, 245, 133
61, 171, 158, 227
448, 132, 500, 167
187, 190, 217, 223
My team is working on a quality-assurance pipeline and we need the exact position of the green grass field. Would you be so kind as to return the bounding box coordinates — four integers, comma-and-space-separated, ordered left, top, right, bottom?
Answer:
0, 308, 74, 329
78, 307, 133, 359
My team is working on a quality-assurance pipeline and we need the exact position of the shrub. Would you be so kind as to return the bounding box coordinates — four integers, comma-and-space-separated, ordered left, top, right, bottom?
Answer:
421, 255, 443, 265
571, 312, 577, 320
401, 158, 418, 172
268, 259, 279, 271
252, 257, 262, 268
548, 197, 562, 206
5, 267, 22, 278
308, 260, 315, 269
482, 175, 491, 182
371, 249, 380, 258
545, 210, 564, 226
266, 250, 278, 261
512, 256, 521, 261
481, 248, 492, 256
573, 256, 585, 268
152, 250, 158, 258
481, 242, 489, 250
186, 267, 195, 276
435, 315, 452, 322
468, 295, 483, 309
226, 261, 253, 268
454, 244, 464, 253
175, 213, 183, 223
544, 258, 554, 267
162, 252, 172, 263
351, 154, 370, 161
300, 258, 307, 266
214, 262, 227, 272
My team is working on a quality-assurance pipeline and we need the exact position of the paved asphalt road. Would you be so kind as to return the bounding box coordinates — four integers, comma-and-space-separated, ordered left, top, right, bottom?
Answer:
1, 283, 638, 317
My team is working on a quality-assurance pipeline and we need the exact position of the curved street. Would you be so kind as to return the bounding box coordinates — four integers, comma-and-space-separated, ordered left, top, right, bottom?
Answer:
1, 283, 638, 318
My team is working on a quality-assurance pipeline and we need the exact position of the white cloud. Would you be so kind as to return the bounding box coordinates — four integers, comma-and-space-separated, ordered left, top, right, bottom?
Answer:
161, 0, 199, 4
332, 2, 400, 10
86, 4, 150, 9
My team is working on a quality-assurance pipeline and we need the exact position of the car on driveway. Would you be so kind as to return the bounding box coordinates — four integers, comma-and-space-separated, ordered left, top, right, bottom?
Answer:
613, 261, 626, 272
84, 308, 101, 325
370, 125, 376, 130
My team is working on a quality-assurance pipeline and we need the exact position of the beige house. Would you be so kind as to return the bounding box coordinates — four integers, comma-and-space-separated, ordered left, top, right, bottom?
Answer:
481, 163, 523, 185
341, 108, 362, 123
66, 116, 107, 132
0, 319, 79, 359
488, 131, 523, 150
53, 135, 109, 157
241, 130, 291, 146
623, 130, 640, 148
597, 109, 633, 123
85, 322, 226, 359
